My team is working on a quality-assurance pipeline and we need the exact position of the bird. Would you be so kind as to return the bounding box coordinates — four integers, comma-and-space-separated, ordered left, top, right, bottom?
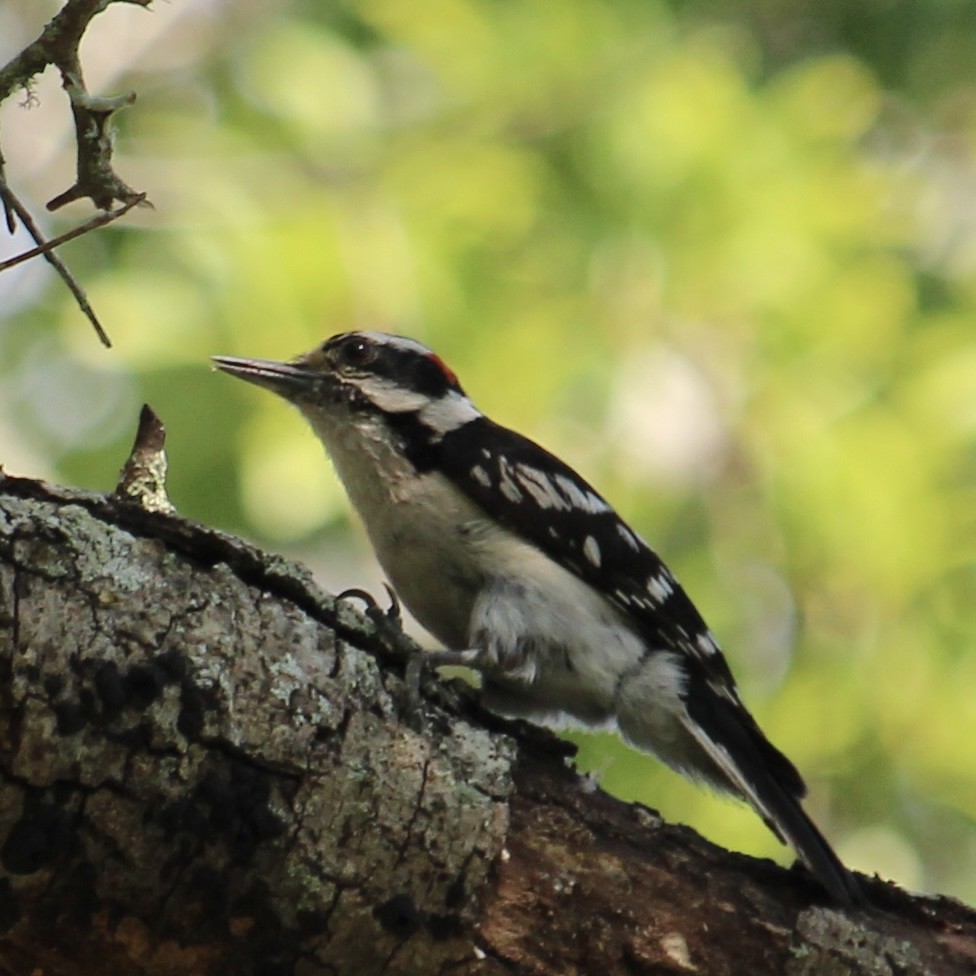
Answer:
212, 330, 862, 906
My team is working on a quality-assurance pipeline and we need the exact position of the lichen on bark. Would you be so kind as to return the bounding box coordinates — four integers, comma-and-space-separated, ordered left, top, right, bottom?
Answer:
2, 475, 976, 976
0, 484, 515, 975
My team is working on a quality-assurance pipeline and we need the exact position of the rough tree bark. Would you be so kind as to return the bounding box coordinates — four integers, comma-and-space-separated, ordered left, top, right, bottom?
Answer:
0, 471, 974, 976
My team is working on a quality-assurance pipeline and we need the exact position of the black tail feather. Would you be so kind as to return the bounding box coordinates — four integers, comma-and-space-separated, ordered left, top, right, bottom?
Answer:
753, 763, 863, 906
685, 692, 863, 906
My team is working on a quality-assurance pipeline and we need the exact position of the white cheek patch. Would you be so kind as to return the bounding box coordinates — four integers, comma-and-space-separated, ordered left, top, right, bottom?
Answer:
418, 390, 481, 437
360, 376, 430, 414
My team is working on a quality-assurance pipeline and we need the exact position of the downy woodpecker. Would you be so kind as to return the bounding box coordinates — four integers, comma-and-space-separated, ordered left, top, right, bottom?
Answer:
213, 331, 861, 905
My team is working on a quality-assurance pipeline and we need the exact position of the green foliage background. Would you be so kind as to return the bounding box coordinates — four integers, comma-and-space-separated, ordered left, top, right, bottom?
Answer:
2, 0, 976, 900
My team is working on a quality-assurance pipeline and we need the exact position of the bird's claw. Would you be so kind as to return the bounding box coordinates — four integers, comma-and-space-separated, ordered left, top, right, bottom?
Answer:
381, 582, 402, 624
336, 585, 402, 628
337, 586, 423, 724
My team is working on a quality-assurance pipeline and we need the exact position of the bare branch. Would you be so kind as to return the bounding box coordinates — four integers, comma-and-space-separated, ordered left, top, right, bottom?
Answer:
0, 175, 112, 347
0, 0, 151, 210
46, 69, 141, 211
0, 191, 146, 273
0, 142, 14, 233
0, 0, 151, 103
2, 471, 976, 974
0, 0, 154, 345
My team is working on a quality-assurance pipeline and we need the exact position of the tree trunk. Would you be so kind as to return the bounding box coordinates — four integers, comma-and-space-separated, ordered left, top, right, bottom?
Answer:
0, 472, 973, 976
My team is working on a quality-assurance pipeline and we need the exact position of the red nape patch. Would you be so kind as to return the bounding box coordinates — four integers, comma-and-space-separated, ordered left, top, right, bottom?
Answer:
429, 354, 459, 388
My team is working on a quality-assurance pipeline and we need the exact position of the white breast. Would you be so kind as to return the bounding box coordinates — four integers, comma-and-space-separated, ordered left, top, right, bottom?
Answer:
301, 407, 491, 646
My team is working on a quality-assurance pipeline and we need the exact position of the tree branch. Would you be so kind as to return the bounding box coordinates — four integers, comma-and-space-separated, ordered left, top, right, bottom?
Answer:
0, 175, 121, 347
0, 0, 153, 347
0, 472, 973, 974
0, 191, 145, 275
0, 0, 150, 210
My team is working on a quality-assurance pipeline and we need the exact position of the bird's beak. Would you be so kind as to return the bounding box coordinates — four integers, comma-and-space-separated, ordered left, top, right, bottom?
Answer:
211, 356, 322, 401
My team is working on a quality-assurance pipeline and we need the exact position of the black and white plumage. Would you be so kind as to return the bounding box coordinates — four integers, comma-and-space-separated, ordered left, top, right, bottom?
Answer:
213, 331, 862, 906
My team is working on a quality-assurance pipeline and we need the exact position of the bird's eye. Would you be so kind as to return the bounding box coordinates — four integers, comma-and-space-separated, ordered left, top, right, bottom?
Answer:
335, 336, 375, 369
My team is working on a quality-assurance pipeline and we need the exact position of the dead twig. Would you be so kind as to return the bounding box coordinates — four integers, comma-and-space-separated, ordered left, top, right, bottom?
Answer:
0, 175, 113, 347
0, 0, 151, 210
0, 191, 147, 273
0, 0, 154, 346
